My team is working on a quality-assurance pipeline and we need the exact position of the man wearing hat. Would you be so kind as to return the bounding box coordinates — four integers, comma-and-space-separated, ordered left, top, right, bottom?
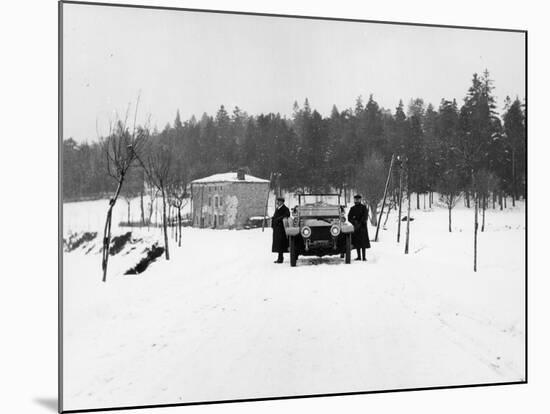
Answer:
347, 194, 371, 261
271, 196, 291, 263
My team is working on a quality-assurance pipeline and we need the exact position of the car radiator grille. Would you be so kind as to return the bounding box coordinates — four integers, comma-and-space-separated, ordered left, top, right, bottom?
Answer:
311, 227, 331, 240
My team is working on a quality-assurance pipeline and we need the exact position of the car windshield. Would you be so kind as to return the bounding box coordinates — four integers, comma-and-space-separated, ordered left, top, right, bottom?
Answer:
299, 194, 340, 206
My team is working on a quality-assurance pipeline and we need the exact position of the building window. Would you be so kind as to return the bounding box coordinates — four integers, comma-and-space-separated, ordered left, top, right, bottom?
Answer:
219, 196, 223, 206
219, 215, 224, 226
208, 196, 212, 207
214, 196, 218, 207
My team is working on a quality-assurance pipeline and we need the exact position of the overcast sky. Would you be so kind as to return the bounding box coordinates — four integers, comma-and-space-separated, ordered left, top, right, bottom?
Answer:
62, 3, 525, 143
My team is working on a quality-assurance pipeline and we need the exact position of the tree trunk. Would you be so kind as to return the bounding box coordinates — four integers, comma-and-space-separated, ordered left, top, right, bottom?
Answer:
448, 203, 452, 233
405, 190, 411, 254
481, 195, 486, 232
492, 192, 496, 209
140, 191, 145, 225
472, 172, 478, 272
102, 177, 124, 282
499, 192, 503, 210
466, 191, 470, 208
416, 192, 420, 209
429, 192, 432, 209
423, 193, 426, 210
375, 154, 394, 241
161, 188, 170, 260
397, 168, 403, 243
504, 196, 507, 209
512, 148, 517, 206
127, 200, 131, 225
383, 204, 392, 227
178, 208, 182, 247
170, 206, 174, 239
154, 198, 158, 227
148, 195, 154, 230
370, 203, 378, 227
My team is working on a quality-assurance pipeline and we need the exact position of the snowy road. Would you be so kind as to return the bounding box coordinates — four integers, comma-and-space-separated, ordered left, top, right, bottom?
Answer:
62, 200, 525, 411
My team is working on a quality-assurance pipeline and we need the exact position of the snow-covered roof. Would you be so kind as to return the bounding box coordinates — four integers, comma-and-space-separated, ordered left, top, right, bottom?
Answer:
191, 172, 270, 184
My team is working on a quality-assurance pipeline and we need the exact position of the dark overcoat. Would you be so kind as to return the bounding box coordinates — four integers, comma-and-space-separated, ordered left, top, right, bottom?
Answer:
347, 203, 371, 249
271, 204, 290, 253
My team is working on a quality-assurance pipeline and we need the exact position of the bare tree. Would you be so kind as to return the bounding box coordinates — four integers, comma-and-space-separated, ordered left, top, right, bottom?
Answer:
99, 100, 148, 282
436, 169, 462, 232
139, 189, 145, 226
122, 193, 133, 225
140, 140, 174, 260
145, 177, 158, 229
168, 181, 190, 247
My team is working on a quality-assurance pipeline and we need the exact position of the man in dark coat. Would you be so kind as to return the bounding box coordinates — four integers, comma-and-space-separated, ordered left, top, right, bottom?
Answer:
271, 196, 290, 263
347, 194, 371, 261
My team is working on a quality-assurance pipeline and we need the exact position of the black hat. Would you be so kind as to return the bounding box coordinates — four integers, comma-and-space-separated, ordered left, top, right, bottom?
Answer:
276, 196, 285, 202
354, 194, 362, 199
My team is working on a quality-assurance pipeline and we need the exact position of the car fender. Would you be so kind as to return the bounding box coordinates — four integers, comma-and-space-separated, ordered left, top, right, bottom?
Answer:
285, 227, 300, 236
340, 223, 354, 233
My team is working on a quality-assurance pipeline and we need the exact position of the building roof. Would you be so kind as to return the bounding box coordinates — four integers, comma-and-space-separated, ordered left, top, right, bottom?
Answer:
191, 172, 270, 184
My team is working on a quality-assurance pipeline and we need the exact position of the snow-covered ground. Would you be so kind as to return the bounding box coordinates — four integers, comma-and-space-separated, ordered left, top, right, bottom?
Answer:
62, 196, 526, 411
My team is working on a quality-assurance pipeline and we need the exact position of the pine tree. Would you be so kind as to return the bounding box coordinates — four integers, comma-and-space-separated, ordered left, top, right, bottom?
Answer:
174, 109, 183, 130
404, 113, 426, 208
458, 70, 501, 272
422, 103, 439, 202
503, 96, 526, 202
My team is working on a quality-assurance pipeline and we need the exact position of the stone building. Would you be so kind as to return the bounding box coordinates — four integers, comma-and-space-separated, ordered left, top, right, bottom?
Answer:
190, 171, 270, 229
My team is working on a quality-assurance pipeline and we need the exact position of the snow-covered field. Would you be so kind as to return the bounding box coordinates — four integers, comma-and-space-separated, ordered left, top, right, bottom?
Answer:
62, 196, 526, 411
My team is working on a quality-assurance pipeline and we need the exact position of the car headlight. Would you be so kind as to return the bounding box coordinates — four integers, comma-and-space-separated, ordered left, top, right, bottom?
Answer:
330, 225, 341, 236
301, 226, 311, 238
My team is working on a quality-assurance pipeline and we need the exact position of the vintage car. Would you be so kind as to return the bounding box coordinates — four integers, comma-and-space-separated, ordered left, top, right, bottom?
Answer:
283, 194, 354, 267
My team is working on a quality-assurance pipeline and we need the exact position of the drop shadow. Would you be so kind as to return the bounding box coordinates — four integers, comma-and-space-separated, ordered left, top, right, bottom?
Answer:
33, 397, 58, 412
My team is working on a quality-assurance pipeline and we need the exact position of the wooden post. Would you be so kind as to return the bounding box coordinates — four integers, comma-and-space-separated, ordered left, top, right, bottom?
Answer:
375, 154, 395, 242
